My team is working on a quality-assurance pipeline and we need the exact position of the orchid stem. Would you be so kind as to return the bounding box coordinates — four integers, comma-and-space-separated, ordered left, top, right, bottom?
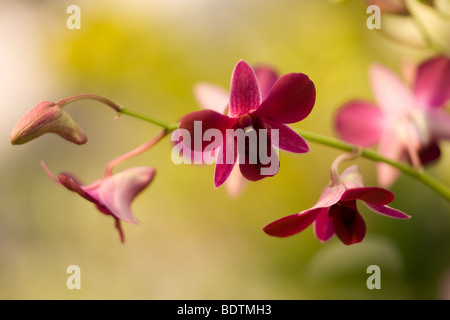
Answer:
110, 106, 450, 202
296, 129, 450, 202
119, 108, 179, 132
104, 129, 169, 177
56, 94, 123, 113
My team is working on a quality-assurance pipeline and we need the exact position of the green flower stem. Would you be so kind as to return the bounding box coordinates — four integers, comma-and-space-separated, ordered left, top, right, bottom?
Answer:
119, 108, 179, 132
116, 108, 450, 202
296, 129, 450, 202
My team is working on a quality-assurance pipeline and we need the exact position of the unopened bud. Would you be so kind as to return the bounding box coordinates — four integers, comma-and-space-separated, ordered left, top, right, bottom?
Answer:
10, 101, 87, 145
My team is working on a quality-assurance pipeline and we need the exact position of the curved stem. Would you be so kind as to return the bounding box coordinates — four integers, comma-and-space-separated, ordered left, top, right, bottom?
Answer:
104, 129, 169, 177
296, 129, 450, 202
56, 94, 123, 113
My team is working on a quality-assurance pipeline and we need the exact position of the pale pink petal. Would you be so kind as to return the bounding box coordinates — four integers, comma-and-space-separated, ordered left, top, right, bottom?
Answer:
224, 161, 247, 197
193, 82, 229, 113
376, 128, 406, 187
335, 100, 384, 147
369, 64, 417, 118
428, 108, 450, 140
94, 167, 156, 224
308, 183, 346, 210
229, 60, 261, 117
254, 65, 279, 99
414, 56, 450, 108
340, 165, 365, 189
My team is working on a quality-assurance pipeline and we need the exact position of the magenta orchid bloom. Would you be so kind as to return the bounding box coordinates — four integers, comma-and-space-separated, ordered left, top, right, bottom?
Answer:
10, 101, 87, 145
42, 162, 156, 243
191, 65, 280, 196
335, 55, 450, 187
264, 159, 410, 245
178, 60, 316, 187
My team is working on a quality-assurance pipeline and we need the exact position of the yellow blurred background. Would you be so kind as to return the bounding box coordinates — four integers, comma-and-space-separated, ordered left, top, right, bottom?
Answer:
1, 0, 449, 299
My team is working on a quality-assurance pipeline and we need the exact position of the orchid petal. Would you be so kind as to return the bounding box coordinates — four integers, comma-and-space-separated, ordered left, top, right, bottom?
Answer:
340, 165, 365, 189
365, 203, 411, 219
254, 65, 279, 99
377, 128, 406, 187
238, 147, 279, 181
229, 60, 261, 117
414, 55, 450, 108
419, 141, 441, 165
179, 109, 237, 152
309, 183, 347, 210
94, 167, 156, 224
341, 187, 395, 205
254, 73, 315, 124
262, 118, 309, 153
330, 201, 366, 245
369, 64, 417, 118
58, 173, 97, 203
224, 160, 247, 197
313, 207, 334, 242
263, 211, 318, 238
428, 108, 450, 140
335, 100, 384, 147
193, 82, 229, 113
214, 137, 237, 188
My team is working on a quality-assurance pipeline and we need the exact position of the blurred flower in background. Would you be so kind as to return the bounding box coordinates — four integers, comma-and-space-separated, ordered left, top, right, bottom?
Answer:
335, 55, 450, 187
367, 0, 450, 54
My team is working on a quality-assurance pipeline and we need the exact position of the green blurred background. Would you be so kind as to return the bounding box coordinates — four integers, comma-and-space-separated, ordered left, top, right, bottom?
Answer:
1, 0, 449, 299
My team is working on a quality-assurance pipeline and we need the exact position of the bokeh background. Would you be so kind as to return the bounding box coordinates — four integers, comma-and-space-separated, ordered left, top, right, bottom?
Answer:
1, 0, 449, 300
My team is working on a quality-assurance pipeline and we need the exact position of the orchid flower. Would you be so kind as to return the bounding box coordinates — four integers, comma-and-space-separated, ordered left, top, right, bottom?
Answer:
177, 60, 316, 188
190, 65, 280, 196
42, 162, 156, 243
263, 153, 410, 245
335, 55, 450, 187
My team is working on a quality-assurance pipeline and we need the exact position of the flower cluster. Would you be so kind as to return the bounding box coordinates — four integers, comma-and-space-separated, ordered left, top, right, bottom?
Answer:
9, 3, 450, 247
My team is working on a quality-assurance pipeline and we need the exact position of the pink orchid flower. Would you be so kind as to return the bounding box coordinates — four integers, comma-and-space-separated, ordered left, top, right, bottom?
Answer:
178, 60, 316, 187
42, 162, 156, 243
335, 55, 450, 187
191, 65, 280, 196
264, 155, 410, 245
10, 101, 87, 145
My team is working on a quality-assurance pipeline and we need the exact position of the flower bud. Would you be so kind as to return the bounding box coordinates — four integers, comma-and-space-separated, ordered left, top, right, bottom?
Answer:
10, 101, 87, 145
